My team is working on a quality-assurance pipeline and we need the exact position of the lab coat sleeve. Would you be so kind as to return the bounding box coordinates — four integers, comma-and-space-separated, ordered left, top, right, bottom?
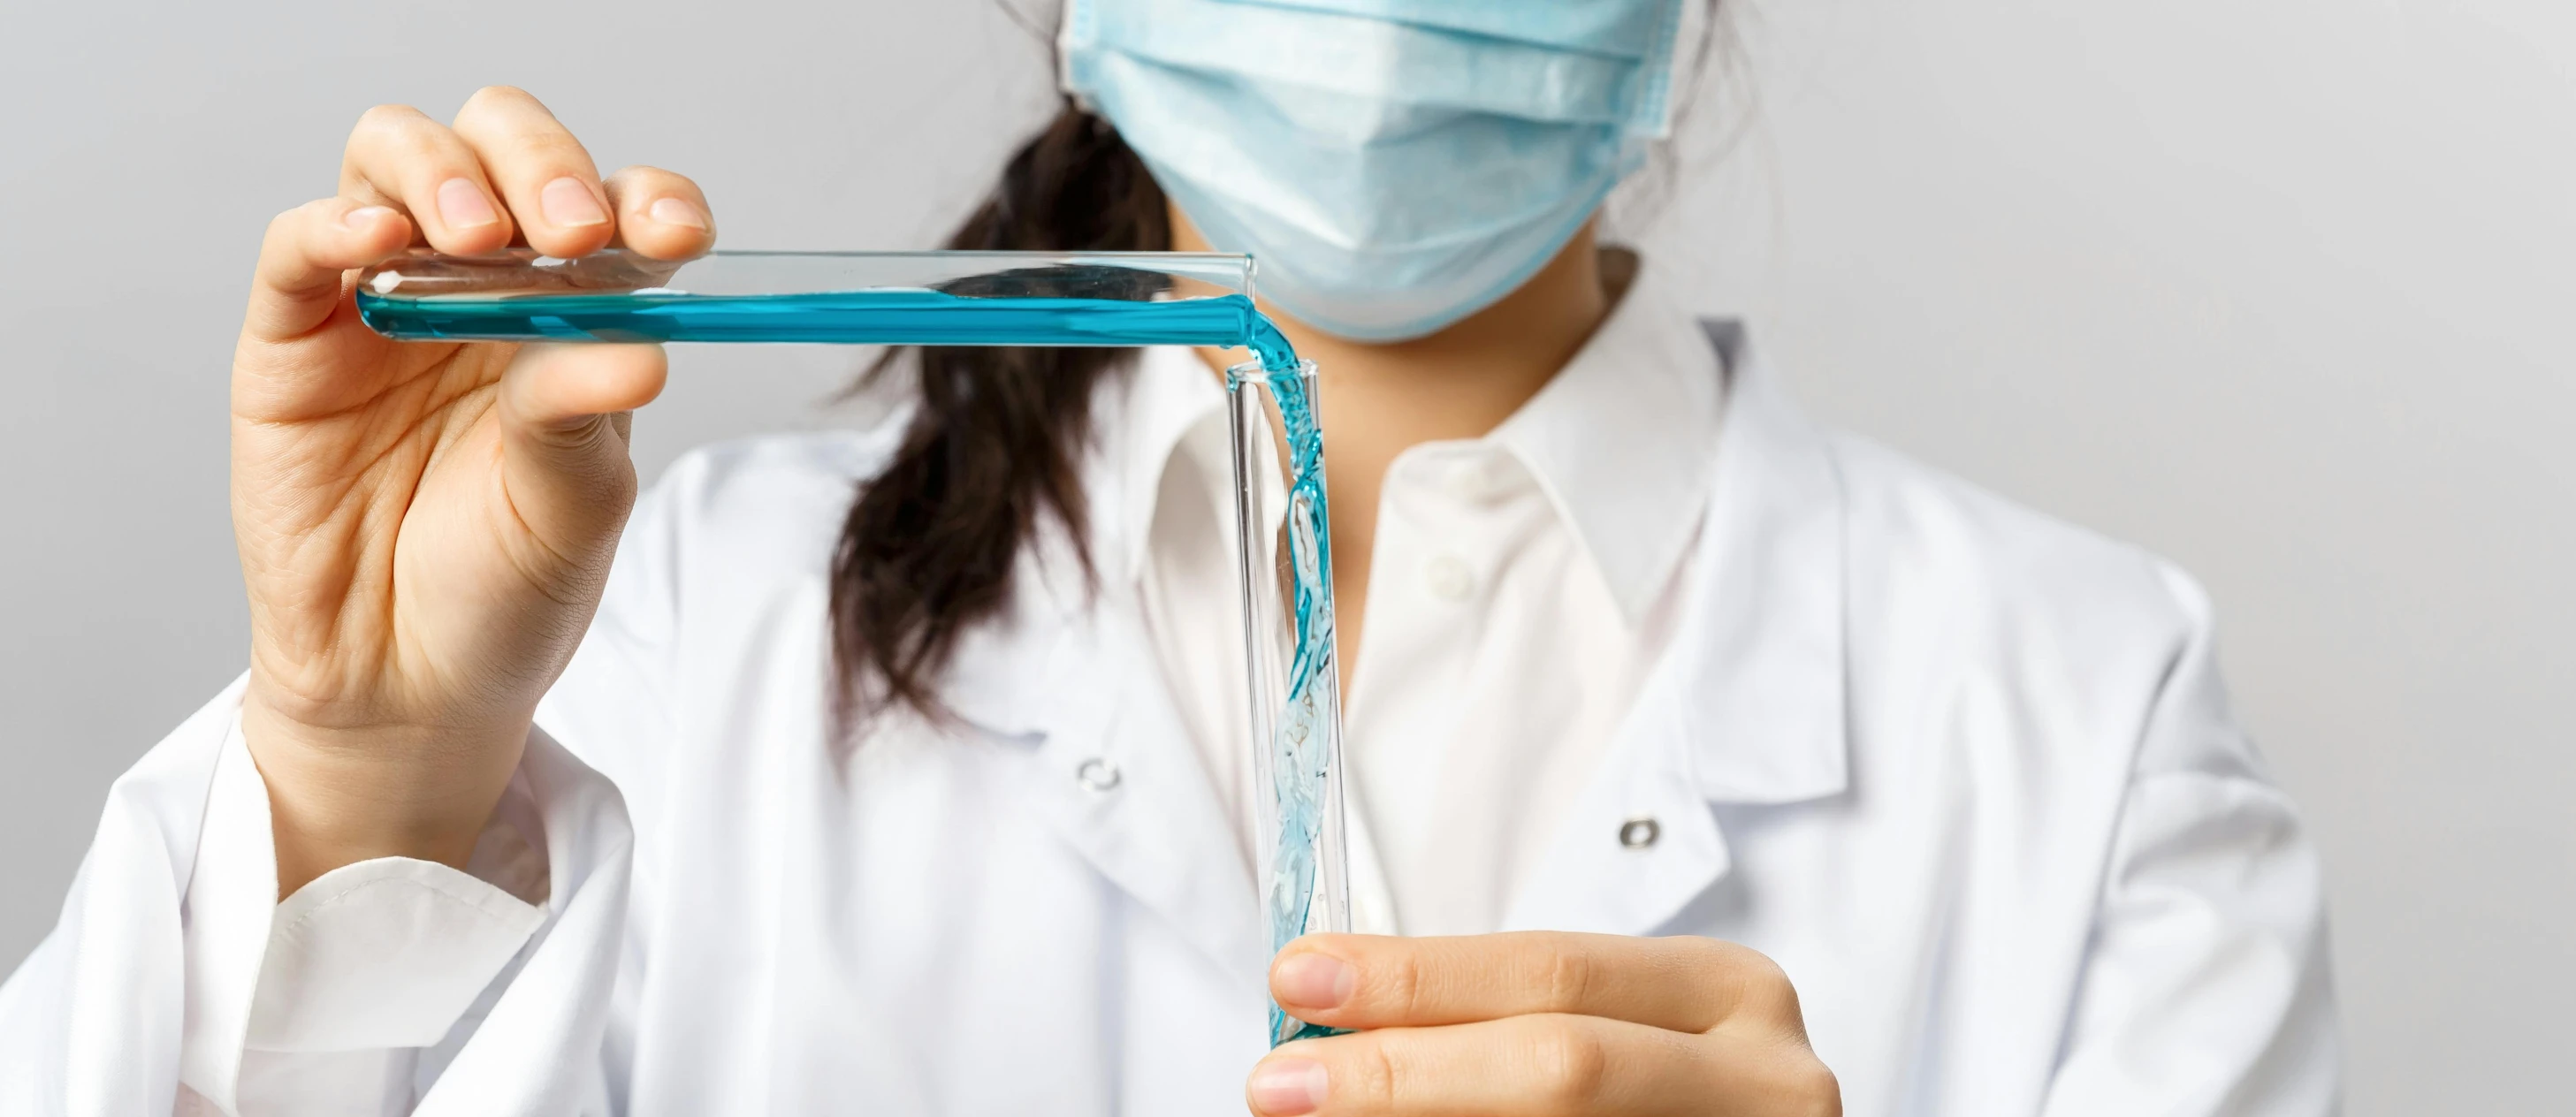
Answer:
2039, 566, 2341, 1116
0, 681, 635, 1117
0, 469, 695, 1116
190, 701, 552, 1114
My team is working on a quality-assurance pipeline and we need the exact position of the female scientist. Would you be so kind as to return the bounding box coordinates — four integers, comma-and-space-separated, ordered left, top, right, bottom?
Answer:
0, 1, 2338, 1113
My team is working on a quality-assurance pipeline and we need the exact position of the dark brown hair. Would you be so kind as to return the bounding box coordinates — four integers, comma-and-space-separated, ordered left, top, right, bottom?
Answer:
827, 103, 1169, 725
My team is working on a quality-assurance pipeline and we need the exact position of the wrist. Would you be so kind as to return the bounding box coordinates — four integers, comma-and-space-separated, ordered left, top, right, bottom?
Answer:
240, 693, 529, 897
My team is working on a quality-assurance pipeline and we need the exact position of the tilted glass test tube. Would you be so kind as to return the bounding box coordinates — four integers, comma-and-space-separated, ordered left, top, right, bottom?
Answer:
356, 247, 1350, 1045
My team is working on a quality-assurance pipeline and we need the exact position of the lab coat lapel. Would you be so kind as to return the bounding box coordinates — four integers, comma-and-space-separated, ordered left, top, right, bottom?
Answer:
941, 535, 1269, 987
1505, 323, 1851, 936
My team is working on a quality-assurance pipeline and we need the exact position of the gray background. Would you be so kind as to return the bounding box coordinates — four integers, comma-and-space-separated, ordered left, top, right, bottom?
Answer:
1, 0, 2566, 1113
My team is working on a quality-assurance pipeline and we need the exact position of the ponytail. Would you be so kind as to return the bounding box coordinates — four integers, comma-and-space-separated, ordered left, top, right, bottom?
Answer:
827, 103, 1171, 726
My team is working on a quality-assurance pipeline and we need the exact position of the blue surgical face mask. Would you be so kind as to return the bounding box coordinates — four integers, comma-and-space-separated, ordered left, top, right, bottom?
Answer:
1060, 0, 1692, 342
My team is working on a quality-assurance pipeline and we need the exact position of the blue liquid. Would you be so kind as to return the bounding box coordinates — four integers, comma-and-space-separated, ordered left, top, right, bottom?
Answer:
355, 288, 1270, 351
362, 286, 1342, 1046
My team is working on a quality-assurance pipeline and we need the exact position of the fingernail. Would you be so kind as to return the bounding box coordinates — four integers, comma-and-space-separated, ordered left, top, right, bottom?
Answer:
1247, 1059, 1328, 1116
436, 179, 499, 230
648, 196, 707, 230
541, 177, 608, 227
1274, 953, 1353, 1010
340, 205, 398, 231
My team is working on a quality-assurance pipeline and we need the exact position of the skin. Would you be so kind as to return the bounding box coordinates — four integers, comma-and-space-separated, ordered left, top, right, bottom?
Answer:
1245, 933, 1841, 1117
232, 87, 1836, 1117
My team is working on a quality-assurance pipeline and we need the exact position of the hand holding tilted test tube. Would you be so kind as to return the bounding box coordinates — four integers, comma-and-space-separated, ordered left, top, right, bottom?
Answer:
229, 87, 714, 899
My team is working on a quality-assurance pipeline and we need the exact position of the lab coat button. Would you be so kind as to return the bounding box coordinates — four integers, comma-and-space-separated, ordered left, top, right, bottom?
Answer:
1619, 817, 1661, 849
1424, 556, 1475, 602
1076, 757, 1122, 792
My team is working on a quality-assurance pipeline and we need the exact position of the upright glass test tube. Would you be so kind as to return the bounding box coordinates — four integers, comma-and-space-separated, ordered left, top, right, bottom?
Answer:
1227, 357, 1353, 1046
356, 247, 1353, 1045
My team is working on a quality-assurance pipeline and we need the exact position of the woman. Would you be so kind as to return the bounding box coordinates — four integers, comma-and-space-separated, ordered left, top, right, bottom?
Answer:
0, 2, 2338, 1113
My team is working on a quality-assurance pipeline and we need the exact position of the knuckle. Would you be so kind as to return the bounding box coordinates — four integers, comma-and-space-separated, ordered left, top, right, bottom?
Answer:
1688, 933, 1755, 969
1536, 940, 1597, 1014
456, 87, 583, 159
352, 110, 455, 165
1780, 1056, 1842, 1116
464, 84, 541, 111
521, 133, 595, 166
266, 199, 333, 242
1808, 1069, 1846, 1116
1692, 938, 1794, 1017
354, 103, 423, 132
349, 105, 437, 159
1378, 948, 1431, 1020
1741, 951, 1796, 1004
1342, 1039, 1402, 1111
391, 125, 454, 164
1673, 931, 1735, 965
1722, 939, 1787, 984
478, 126, 594, 174
1524, 1018, 1609, 1108
606, 165, 694, 194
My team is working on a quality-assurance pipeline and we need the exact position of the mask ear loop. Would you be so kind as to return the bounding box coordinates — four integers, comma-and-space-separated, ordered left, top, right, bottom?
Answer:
1639, 0, 1705, 140
1604, 1, 1726, 247
992, 0, 1063, 42
1052, 0, 1100, 108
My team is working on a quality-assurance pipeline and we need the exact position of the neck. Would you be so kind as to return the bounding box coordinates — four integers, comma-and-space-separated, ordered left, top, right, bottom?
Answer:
1187, 221, 1614, 437
1179, 210, 1619, 685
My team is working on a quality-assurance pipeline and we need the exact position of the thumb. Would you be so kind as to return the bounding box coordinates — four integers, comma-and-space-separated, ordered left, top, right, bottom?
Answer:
494, 342, 667, 565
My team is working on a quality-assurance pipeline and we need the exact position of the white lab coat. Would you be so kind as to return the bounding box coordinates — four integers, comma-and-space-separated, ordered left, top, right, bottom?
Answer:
0, 322, 2339, 1115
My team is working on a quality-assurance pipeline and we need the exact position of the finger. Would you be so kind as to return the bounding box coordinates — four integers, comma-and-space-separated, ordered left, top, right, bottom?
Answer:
245, 196, 415, 344
1247, 1014, 1726, 1117
601, 164, 716, 260
1273, 932, 1795, 1035
339, 103, 515, 255
450, 86, 614, 258
493, 343, 667, 571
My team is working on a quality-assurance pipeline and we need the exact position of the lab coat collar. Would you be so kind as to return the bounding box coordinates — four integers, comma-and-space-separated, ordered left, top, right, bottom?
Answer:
1505, 322, 1851, 934
1490, 253, 1726, 626
1665, 320, 1850, 806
